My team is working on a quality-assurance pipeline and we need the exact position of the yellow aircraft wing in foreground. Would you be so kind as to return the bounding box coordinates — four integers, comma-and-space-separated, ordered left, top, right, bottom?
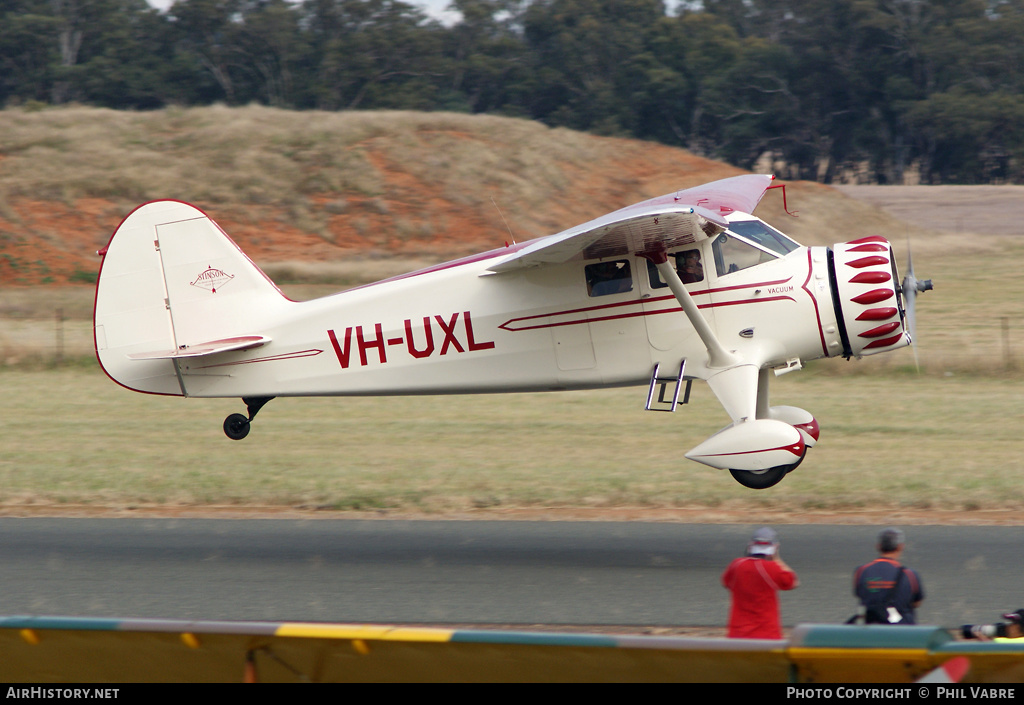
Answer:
0, 617, 1021, 683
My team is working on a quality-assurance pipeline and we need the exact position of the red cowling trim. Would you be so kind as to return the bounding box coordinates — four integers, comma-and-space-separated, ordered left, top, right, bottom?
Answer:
851, 289, 894, 305
864, 332, 906, 349
850, 271, 891, 284
845, 255, 890, 269
858, 321, 902, 338
855, 307, 898, 321
847, 235, 889, 245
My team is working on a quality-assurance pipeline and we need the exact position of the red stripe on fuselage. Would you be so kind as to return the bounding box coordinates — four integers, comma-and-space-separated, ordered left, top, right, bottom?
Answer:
499, 276, 799, 332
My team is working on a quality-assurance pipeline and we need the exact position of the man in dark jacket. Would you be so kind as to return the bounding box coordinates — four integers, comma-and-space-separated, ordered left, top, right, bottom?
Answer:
853, 528, 924, 624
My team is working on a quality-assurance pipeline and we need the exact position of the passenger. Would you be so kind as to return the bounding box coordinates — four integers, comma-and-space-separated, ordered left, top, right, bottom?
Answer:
587, 261, 631, 296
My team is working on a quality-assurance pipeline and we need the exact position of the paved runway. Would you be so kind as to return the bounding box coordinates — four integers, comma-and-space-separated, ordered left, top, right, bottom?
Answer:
0, 519, 1019, 629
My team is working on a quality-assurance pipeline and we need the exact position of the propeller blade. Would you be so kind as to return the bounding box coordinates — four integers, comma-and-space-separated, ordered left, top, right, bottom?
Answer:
900, 240, 933, 372
904, 276, 920, 372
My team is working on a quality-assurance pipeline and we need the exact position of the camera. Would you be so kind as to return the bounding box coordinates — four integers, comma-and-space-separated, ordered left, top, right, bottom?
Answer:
960, 609, 1024, 640
961, 623, 1014, 639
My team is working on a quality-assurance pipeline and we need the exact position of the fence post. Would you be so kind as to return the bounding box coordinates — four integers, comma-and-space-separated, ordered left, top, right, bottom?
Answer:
1002, 316, 1014, 371
55, 307, 64, 366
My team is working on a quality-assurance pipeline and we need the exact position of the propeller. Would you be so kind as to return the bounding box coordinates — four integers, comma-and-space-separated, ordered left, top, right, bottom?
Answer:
900, 241, 933, 371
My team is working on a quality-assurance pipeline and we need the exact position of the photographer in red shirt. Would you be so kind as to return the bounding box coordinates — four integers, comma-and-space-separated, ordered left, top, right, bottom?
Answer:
722, 527, 799, 639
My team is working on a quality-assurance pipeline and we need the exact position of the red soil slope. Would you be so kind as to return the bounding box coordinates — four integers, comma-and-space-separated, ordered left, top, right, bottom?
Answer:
0, 137, 745, 286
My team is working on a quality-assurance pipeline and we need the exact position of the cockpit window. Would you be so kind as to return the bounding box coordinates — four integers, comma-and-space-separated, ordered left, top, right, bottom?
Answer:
585, 260, 633, 296
728, 220, 800, 256
648, 249, 704, 289
712, 234, 777, 276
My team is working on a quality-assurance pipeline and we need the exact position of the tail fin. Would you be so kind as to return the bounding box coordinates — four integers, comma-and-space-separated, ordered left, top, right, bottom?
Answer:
94, 201, 287, 395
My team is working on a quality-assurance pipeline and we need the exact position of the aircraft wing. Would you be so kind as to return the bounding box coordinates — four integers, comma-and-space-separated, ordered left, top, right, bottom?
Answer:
487, 174, 775, 273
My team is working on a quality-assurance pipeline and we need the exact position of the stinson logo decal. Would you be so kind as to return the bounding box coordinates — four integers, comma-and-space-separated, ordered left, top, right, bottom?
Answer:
191, 266, 234, 293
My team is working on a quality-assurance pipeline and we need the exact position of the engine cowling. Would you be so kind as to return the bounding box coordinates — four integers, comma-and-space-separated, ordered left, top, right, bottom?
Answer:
830, 236, 910, 358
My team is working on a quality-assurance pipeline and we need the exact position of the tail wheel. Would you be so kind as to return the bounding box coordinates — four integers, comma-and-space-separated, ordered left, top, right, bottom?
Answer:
223, 413, 251, 440
221, 397, 273, 440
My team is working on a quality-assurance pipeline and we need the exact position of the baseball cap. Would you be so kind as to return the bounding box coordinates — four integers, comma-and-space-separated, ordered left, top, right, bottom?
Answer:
748, 527, 778, 556
1002, 609, 1024, 624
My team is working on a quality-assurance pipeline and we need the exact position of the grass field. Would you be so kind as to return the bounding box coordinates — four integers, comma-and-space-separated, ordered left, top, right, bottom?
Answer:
3, 202, 1024, 519
1, 365, 1022, 516
2, 108, 1023, 519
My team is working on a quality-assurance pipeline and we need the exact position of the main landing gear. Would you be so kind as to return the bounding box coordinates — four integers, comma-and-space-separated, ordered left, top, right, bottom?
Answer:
728, 448, 807, 490
223, 396, 274, 440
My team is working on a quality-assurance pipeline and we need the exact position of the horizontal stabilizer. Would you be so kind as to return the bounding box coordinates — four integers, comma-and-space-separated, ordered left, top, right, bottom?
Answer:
127, 335, 270, 361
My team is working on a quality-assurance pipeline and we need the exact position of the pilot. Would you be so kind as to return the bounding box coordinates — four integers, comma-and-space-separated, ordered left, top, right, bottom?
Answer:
678, 250, 703, 284
587, 261, 631, 296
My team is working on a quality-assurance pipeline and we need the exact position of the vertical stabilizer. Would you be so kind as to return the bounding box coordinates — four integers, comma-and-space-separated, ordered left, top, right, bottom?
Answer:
94, 201, 287, 395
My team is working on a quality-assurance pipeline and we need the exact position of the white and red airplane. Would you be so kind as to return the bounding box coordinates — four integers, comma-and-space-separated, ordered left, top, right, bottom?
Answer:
93, 174, 930, 489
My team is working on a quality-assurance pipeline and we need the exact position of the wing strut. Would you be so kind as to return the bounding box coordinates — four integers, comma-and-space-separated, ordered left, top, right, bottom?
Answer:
643, 251, 739, 369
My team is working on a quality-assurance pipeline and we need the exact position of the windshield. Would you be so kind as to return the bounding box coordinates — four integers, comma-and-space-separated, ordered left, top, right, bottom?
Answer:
727, 219, 800, 256
712, 234, 777, 276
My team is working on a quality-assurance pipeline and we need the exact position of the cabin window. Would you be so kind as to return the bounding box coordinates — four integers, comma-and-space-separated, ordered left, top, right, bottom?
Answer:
728, 220, 800, 256
585, 260, 633, 296
647, 249, 705, 289
712, 234, 776, 276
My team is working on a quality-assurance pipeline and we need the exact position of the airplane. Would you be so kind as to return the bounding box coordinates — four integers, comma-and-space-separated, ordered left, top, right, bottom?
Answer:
93, 174, 931, 490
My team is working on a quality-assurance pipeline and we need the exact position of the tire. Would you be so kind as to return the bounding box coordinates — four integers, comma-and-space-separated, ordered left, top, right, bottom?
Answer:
729, 465, 788, 490
785, 447, 809, 474
223, 413, 251, 440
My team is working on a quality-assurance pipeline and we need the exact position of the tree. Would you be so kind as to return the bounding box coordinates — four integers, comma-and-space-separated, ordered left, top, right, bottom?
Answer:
0, 1, 61, 105
441, 0, 529, 113
521, 0, 667, 134
168, 0, 250, 104
300, 0, 446, 110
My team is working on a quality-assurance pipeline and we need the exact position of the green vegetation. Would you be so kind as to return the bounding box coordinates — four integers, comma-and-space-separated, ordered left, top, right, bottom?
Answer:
3, 215, 1023, 513
0, 366, 1021, 514
3, 0, 1024, 183
3, 203, 1024, 512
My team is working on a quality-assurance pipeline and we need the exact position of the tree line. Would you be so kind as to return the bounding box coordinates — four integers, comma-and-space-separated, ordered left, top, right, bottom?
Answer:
3, 0, 1024, 184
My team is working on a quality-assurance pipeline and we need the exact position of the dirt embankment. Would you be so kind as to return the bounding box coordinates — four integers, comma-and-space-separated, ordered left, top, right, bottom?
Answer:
0, 108, 928, 287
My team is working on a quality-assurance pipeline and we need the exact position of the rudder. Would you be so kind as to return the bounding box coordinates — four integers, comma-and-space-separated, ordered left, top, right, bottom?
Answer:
94, 201, 286, 395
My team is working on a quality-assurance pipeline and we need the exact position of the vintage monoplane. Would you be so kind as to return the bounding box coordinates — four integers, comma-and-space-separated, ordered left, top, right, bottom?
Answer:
93, 174, 930, 489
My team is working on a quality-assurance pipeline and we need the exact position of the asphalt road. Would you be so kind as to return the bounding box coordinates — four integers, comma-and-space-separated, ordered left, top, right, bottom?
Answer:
0, 519, 1019, 630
